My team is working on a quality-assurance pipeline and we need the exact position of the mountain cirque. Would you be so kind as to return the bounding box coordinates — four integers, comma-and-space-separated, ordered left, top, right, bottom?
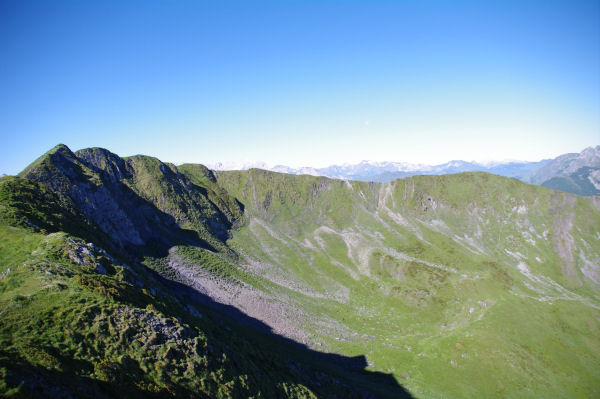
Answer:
1, 144, 599, 398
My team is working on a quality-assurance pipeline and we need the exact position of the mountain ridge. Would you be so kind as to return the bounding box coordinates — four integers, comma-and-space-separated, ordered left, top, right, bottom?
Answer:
208, 146, 600, 193
525, 145, 600, 185
1, 144, 599, 398
211, 158, 550, 182
3, 144, 411, 398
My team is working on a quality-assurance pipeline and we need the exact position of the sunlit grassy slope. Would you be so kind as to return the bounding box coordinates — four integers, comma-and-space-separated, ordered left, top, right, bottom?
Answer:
206, 169, 600, 399
0, 176, 403, 398
2, 145, 599, 399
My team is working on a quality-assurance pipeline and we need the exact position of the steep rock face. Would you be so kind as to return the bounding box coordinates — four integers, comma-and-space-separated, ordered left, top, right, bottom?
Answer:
526, 145, 600, 185
20, 145, 148, 247
0, 176, 107, 246
19, 145, 242, 252
542, 166, 600, 196
76, 147, 132, 182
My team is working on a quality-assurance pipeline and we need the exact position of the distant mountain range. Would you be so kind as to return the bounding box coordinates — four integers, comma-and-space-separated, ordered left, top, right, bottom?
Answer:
269, 159, 549, 182
209, 159, 549, 181
209, 146, 600, 195
523, 145, 599, 180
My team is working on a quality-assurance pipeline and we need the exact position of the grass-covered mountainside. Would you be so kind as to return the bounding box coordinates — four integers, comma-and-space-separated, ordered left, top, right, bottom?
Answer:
1, 145, 407, 398
2, 144, 600, 398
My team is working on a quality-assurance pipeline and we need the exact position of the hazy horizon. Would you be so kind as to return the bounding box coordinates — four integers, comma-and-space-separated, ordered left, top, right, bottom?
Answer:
3, 142, 599, 177
1, 1, 599, 174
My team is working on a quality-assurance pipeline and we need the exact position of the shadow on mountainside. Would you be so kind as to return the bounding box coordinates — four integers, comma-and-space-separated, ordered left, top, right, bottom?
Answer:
12, 145, 414, 398
17, 144, 236, 259
2, 259, 414, 398
144, 264, 415, 399
2, 184, 414, 397
0, 352, 207, 399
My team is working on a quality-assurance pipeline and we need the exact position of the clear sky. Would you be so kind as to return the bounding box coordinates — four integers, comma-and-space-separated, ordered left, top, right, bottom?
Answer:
1, 0, 599, 174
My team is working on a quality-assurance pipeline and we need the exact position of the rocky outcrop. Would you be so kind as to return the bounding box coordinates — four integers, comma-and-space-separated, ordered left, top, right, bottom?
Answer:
18, 144, 242, 252
526, 145, 600, 185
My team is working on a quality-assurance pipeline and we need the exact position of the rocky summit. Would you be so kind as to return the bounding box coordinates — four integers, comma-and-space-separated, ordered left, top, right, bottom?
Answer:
1, 144, 599, 398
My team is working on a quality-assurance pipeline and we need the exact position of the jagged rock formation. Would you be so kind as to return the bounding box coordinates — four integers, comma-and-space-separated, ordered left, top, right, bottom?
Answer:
19, 144, 243, 252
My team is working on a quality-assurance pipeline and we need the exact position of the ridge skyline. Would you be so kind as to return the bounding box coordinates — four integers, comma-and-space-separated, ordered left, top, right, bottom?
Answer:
197, 145, 598, 172
205, 145, 600, 181
4, 145, 599, 187
207, 156, 550, 172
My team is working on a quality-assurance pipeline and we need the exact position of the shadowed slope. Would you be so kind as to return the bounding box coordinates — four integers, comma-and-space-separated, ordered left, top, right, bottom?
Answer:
2, 145, 414, 398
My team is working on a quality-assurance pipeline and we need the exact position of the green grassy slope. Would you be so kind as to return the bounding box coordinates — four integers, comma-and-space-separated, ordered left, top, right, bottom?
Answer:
3, 146, 414, 398
4, 145, 600, 399
210, 169, 600, 399
0, 176, 408, 399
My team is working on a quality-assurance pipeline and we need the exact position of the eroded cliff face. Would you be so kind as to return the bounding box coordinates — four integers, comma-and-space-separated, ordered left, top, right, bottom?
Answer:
19, 144, 242, 252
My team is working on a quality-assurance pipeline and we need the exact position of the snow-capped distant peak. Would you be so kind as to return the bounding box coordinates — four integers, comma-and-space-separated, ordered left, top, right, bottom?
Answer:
201, 154, 571, 183
475, 159, 528, 167
208, 161, 269, 171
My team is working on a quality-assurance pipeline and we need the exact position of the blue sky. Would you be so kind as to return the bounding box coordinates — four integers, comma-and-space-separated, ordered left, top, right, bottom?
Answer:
1, 0, 599, 174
